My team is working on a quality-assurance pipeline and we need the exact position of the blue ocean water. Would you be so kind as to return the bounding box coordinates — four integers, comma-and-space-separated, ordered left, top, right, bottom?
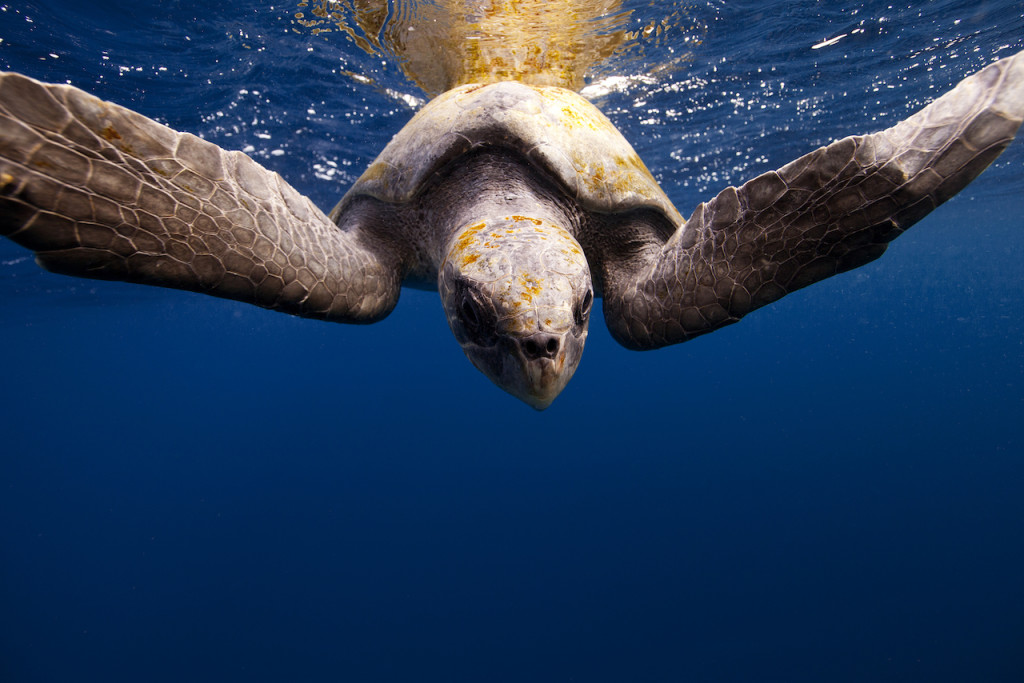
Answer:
1, 0, 1023, 681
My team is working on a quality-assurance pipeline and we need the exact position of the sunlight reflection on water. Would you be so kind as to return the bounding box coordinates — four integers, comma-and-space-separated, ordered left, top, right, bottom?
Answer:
293, 0, 706, 96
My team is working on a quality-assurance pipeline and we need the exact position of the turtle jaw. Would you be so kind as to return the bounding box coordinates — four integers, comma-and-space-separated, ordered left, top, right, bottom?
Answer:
461, 326, 588, 410
517, 333, 586, 410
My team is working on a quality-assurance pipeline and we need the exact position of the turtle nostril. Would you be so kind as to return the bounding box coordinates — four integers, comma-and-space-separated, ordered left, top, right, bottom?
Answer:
522, 334, 560, 360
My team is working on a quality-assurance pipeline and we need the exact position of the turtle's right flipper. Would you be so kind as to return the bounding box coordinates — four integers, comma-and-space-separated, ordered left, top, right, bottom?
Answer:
604, 50, 1024, 350
0, 72, 400, 323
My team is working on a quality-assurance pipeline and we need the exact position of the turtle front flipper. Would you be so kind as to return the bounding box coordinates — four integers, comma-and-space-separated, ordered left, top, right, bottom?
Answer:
0, 72, 400, 323
603, 50, 1024, 350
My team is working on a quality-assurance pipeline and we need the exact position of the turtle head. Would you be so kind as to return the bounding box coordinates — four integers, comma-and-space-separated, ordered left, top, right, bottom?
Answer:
439, 216, 593, 410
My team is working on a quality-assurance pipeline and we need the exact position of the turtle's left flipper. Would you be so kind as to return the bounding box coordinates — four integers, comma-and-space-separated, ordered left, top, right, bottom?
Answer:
0, 72, 401, 323
604, 50, 1024, 350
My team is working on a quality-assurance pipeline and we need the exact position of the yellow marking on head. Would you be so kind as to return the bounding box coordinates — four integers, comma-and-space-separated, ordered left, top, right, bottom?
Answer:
455, 222, 486, 247
509, 215, 543, 225
451, 221, 489, 267
518, 272, 544, 303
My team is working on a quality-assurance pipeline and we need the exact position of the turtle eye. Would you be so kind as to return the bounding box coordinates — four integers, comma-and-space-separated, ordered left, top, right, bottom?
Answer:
575, 289, 593, 325
458, 294, 497, 346
461, 297, 480, 328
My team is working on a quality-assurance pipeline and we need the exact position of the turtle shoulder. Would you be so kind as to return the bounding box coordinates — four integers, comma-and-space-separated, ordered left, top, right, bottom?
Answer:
330, 81, 683, 227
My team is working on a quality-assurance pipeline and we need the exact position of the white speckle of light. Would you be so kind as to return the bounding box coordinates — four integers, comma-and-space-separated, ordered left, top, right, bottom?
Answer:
580, 74, 657, 99
384, 89, 424, 109
812, 34, 847, 50
242, 145, 256, 153
270, 149, 285, 156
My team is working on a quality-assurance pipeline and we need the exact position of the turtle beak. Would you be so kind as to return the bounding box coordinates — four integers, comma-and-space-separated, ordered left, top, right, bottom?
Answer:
457, 327, 586, 410
514, 332, 571, 410
484, 329, 585, 410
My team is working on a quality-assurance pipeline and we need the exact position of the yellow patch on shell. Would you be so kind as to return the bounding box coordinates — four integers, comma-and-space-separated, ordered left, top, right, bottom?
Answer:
357, 161, 392, 184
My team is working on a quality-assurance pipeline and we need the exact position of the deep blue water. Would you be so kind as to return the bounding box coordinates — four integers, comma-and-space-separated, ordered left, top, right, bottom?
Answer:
2, 1, 1023, 681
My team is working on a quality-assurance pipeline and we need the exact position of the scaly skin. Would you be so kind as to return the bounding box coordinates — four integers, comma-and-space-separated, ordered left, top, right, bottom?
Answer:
0, 72, 401, 323
601, 51, 1024, 349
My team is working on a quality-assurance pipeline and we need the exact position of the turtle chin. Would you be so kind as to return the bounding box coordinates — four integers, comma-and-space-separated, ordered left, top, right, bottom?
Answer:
463, 329, 587, 410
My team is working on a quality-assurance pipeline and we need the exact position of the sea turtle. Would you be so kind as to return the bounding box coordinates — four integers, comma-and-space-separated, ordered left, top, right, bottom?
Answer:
1, 49, 1022, 408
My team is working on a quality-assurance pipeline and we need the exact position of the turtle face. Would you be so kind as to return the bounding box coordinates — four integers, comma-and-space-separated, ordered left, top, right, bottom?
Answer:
439, 216, 593, 410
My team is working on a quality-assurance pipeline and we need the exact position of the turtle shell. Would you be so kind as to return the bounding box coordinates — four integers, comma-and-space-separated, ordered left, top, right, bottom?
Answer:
331, 81, 683, 226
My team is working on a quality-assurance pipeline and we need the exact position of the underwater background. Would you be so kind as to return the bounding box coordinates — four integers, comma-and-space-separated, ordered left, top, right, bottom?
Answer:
1, 0, 1023, 680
